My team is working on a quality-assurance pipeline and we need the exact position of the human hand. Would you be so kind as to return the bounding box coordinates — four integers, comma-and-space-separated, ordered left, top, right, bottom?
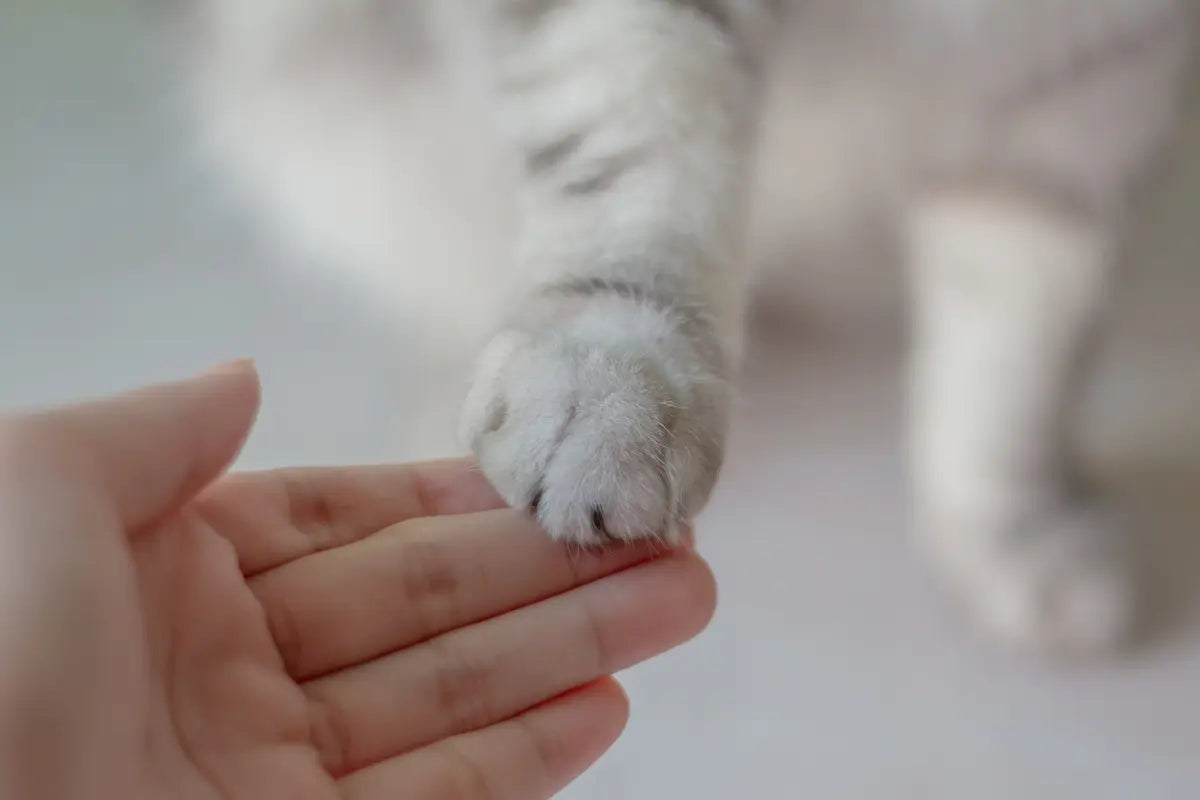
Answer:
0, 362, 716, 800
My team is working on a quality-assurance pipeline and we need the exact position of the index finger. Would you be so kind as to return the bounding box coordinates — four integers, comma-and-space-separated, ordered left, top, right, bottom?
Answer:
194, 458, 505, 575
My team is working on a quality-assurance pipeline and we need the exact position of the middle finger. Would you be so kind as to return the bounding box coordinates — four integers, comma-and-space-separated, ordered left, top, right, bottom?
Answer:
250, 508, 665, 680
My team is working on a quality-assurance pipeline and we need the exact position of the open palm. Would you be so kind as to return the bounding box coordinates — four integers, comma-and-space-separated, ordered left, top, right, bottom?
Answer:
0, 364, 715, 800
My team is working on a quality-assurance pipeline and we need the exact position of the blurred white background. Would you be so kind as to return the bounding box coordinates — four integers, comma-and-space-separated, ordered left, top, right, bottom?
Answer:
4, 4, 1200, 798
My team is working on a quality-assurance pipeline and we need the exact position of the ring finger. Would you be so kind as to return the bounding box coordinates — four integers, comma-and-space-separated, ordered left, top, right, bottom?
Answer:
302, 551, 715, 776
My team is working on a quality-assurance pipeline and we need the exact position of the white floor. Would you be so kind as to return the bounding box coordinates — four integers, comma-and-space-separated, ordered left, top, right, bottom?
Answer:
4, 7, 1200, 799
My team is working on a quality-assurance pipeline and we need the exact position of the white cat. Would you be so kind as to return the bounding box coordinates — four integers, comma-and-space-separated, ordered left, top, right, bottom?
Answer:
183, 0, 1194, 655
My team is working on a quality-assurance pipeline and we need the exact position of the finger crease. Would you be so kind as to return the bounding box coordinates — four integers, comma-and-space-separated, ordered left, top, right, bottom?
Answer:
439, 737, 496, 800
396, 539, 461, 643
260, 586, 307, 674
411, 468, 436, 519
512, 710, 558, 787
430, 638, 495, 735
305, 688, 352, 777
579, 593, 610, 675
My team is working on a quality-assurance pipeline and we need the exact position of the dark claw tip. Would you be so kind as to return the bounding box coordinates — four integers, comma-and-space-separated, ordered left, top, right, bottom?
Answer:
592, 507, 616, 542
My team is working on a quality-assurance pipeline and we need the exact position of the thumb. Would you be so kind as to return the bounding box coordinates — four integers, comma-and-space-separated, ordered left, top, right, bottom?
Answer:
35, 360, 261, 531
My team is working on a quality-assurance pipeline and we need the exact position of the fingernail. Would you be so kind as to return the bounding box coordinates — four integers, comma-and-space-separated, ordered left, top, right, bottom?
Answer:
199, 358, 256, 378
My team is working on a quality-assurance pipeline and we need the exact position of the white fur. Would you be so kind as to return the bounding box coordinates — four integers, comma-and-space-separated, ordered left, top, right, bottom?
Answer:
450, 0, 751, 543
907, 191, 1131, 653
186, 0, 1194, 650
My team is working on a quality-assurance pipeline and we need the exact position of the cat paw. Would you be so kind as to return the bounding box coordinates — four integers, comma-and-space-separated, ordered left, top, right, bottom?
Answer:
460, 326, 727, 546
924, 501, 1135, 657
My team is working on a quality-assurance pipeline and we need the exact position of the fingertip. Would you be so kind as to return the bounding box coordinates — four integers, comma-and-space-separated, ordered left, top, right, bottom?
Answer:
409, 457, 507, 516
199, 357, 258, 379
547, 678, 631, 785
586, 676, 631, 740
200, 358, 262, 416
664, 550, 719, 640
195, 359, 262, 466
589, 550, 719, 675
100, 360, 262, 528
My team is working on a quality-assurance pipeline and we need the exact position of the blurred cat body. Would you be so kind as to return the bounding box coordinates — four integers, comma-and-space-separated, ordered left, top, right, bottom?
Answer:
190, 0, 1193, 654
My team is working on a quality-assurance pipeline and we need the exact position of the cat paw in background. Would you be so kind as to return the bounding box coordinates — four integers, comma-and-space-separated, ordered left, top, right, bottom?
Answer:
920, 499, 1135, 657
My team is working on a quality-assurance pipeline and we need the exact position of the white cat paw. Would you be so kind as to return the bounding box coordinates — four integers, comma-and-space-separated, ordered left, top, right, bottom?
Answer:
924, 501, 1135, 657
460, 327, 727, 546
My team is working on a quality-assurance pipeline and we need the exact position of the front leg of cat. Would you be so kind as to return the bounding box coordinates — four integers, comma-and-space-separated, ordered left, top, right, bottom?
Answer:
907, 190, 1130, 655
459, 0, 765, 543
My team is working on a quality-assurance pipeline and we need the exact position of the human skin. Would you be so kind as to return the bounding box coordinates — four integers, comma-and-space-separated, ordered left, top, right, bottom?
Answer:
0, 362, 716, 800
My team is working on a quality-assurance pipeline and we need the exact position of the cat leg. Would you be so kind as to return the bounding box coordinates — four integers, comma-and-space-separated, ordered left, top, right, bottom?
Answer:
905, 188, 1131, 655
459, 0, 771, 544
